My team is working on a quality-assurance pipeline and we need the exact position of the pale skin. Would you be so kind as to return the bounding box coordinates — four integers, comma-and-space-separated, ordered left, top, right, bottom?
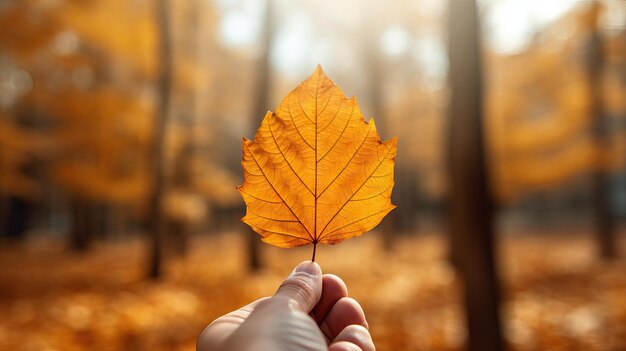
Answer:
197, 261, 375, 351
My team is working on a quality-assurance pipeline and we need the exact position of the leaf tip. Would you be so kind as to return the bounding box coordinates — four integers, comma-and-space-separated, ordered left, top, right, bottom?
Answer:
313, 64, 328, 80
369, 118, 378, 130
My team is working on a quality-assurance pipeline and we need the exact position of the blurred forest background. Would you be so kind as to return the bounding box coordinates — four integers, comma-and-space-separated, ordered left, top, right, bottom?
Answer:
1, 0, 626, 350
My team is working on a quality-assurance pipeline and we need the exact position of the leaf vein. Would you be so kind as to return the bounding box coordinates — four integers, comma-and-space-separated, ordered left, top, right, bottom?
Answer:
350, 183, 393, 202
268, 117, 314, 196
298, 86, 315, 125
317, 86, 334, 118
317, 101, 355, 163
319, 143, 394, 237
247, 211, 300, 223
239, 188, 283, 204
247, 143, 314, 240
287, 94, 315, 149
317, 121, 372, 198
318, 207, 391, 241
317, 98, 342, 135
250, 224, 314, 242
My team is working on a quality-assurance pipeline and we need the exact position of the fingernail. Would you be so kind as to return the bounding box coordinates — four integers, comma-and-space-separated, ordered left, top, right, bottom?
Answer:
294, 261, 320, 276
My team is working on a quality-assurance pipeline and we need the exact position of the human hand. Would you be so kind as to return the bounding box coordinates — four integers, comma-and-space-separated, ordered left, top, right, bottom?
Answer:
197, 261, 374, 351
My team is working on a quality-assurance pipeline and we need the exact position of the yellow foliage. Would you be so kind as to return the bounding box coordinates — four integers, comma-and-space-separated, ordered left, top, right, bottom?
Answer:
193, 163, 239, 207
164, 190, 207, 223
56, 0, 157, 77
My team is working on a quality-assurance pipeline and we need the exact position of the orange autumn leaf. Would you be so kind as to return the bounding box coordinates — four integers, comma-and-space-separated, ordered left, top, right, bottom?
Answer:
238, 65, 397, 258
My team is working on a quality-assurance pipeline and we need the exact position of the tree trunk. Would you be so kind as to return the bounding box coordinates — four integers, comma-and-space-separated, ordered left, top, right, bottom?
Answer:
586, 2, 616, 260
169, 220, 188, 257
69, 196, 92, 251
247, 232, 261, 271
4, 196, 31, 241
245, 0, 274, 271
446, 1, 504, 351
147, 0, 172, 279
361, 34, 402, 250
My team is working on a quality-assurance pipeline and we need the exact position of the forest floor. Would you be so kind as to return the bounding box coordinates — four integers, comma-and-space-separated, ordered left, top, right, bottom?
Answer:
0, 230, 625, 351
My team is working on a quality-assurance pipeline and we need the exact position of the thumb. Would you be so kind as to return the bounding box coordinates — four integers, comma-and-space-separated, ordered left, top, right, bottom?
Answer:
273, 261, 322, 313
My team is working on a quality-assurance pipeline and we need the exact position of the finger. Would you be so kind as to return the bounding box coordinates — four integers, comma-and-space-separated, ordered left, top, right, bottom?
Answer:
320, 297, 368, 341
330, 325, 375, 351
328, 341, 363, 351
311, 274, 348, 324
273, 261, 322, 313
197, 297, 270, 350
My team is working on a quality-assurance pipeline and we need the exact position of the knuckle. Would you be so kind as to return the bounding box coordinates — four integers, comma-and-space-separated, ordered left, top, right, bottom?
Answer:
281, 275, 315, 296
340, 325, 374, 351
277, 274, 318, 306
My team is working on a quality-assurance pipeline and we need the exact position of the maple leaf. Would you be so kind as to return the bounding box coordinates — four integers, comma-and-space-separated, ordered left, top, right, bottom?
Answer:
238, 65, 397, 261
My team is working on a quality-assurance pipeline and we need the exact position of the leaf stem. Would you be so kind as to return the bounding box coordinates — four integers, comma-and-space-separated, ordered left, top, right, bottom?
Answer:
311, 242, 317, 262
